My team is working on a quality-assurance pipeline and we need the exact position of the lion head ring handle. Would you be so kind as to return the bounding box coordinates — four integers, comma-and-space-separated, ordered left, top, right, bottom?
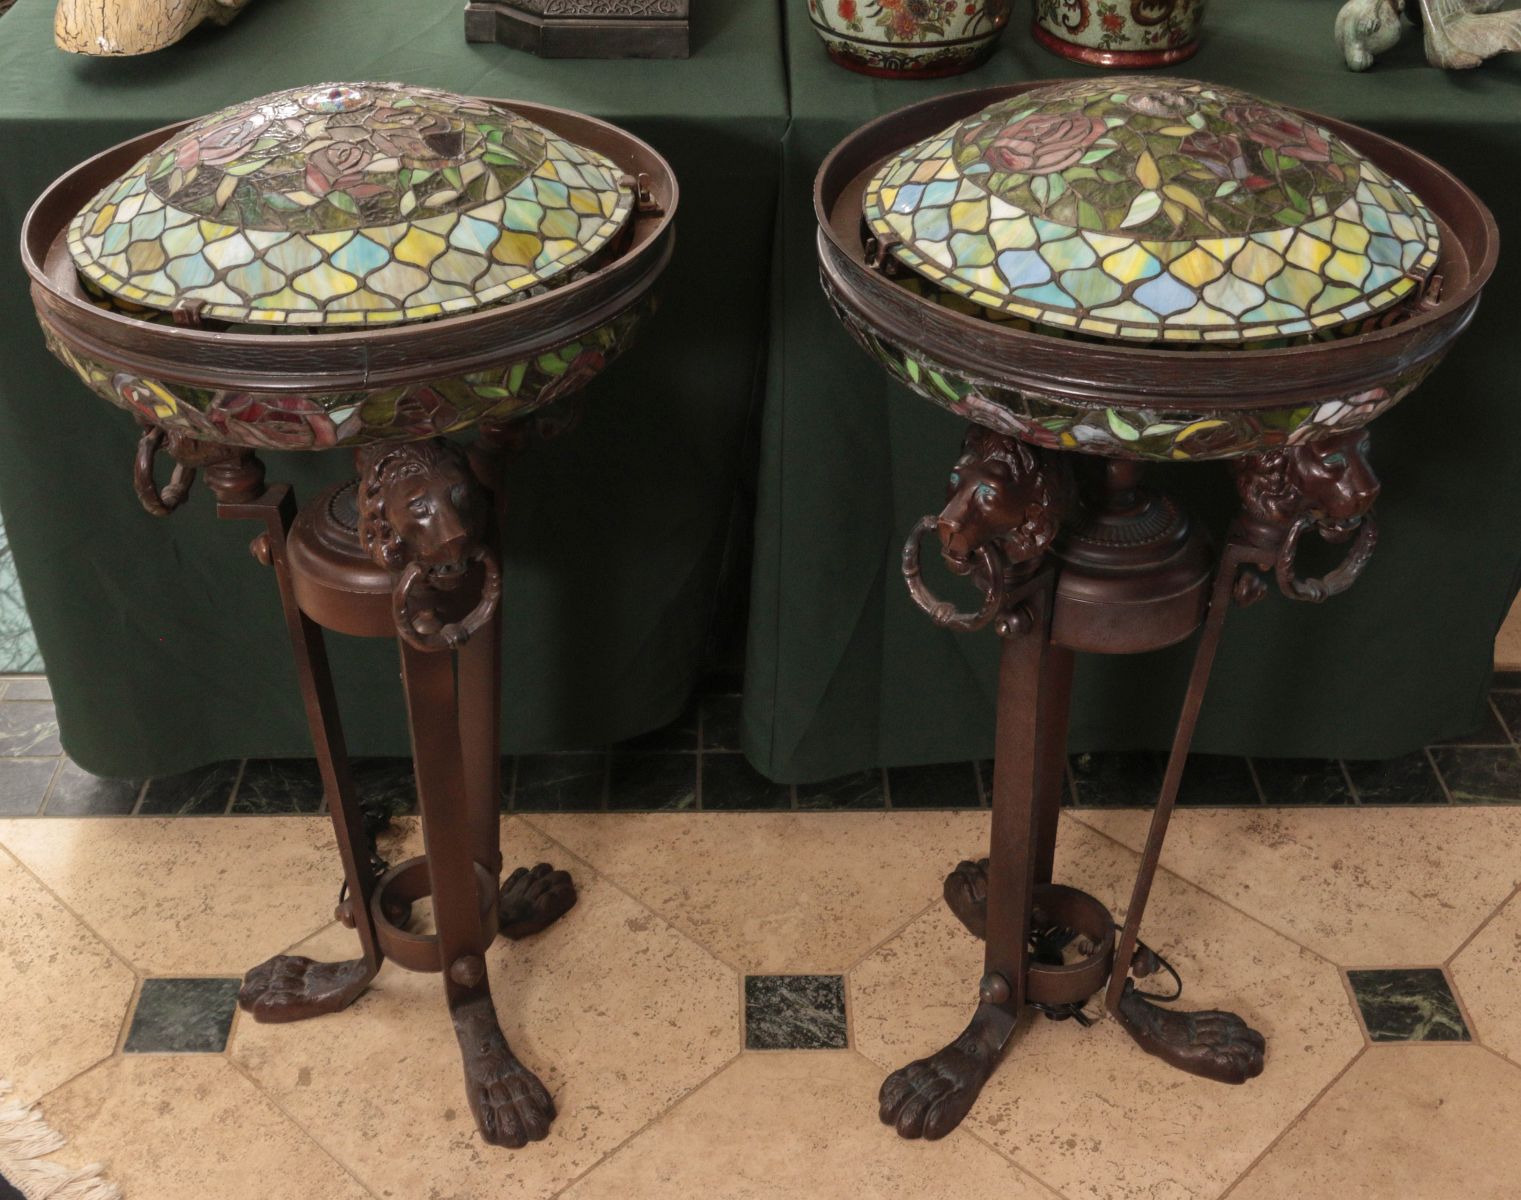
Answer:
391, 546, 502, 652
902, 515, 1006, 634
134, 425, 196, 517
1274, 513, 1379, 603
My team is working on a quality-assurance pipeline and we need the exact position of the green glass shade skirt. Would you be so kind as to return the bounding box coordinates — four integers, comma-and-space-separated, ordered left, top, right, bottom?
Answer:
42, 301, 650, 450
864, 77, 1440, 344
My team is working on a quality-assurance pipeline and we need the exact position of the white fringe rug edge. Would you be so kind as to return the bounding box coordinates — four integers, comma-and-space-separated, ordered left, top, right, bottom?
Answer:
0, 1081, 120, 1200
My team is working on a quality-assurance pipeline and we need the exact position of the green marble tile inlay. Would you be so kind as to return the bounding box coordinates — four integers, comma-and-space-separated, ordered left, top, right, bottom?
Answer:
1347, 968, 1470, 1043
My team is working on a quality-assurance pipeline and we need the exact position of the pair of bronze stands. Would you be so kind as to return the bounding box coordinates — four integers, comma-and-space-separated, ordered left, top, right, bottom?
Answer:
30, 78, 1494, 1153
143, 408, 1380, 1148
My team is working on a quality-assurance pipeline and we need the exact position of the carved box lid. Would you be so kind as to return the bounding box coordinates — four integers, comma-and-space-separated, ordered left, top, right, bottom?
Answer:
863, 77, 1441, 344
67, 82, 635, 327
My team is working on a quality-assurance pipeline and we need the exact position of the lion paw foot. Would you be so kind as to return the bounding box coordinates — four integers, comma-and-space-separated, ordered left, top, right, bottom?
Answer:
239, 955, 373, 1024
878, 1012, 1004, 1140
1115, 983, 1266, 1084
499, 863, 577, 941
452, 994, 556, 1148
943, 858, 989, 940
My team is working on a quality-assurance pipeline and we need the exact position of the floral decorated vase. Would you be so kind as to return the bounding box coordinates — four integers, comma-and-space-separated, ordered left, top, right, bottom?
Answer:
1032, 0, 1206, 67
807, 0, 1010, 78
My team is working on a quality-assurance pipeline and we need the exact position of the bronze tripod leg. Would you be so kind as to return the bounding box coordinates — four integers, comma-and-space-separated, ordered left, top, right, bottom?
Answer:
943, 644, 1073, 939
399, 640, 559, 1149
1104, 542, 1266, 1085
880, 575, 1056, 1140
224, 485, 382, 1023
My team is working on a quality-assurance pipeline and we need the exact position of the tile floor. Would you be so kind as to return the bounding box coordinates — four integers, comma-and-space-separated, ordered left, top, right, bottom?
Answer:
3, 806, 1518, 1199
13, 674, 1521, 819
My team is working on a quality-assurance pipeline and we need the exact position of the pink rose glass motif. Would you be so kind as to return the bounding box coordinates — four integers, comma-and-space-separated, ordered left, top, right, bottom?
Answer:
984, 114, 1107, 175
1225, 105, 1333, 164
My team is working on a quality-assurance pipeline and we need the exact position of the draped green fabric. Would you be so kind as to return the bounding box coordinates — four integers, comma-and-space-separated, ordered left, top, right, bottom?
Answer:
744, 3, 1521, 781
2, 0, 1517, 783
0, 0, 786, 776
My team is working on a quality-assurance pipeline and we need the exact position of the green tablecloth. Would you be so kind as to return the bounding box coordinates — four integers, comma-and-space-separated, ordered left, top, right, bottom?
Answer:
744, 2, 1521, 781
0, 0, 787, 776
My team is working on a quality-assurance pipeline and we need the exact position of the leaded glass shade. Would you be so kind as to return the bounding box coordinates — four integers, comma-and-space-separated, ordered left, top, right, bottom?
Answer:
863, 78, 1441, 343
68, 82, 635, 326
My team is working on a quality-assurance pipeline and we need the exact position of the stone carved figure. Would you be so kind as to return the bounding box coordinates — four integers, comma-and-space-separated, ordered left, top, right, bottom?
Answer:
1335, 0, 1521, 69
1335, 0, 1407, 68
55, 0, 253, 55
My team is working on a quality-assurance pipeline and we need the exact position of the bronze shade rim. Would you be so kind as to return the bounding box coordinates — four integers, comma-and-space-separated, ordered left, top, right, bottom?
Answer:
23, 100, 678, 394
814, 82, 1498, 410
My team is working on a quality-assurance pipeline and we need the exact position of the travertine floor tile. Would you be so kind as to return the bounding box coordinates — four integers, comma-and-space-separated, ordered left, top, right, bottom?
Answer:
1228, 1046, 1521, 1200
1070, 807, 1521, 964
563, 1051, 1058, 1200
851, 816, 1362, 1200
526, 811, 989, 972
1450, 886, 1521, 1064
0, 845, 135, 1098
232, 819, 738, 1200
40, 1055, 372, 1200
0, 816, 364, 974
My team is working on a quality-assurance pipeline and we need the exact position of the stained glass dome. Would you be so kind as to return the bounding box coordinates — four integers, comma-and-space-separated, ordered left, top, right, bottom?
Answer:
67, 82, 635, 327
863, 77, 1441, 343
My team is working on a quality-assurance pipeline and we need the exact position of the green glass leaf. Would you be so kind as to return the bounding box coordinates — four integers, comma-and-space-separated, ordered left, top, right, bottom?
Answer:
326, 190, 359, 215
1214, 181, 1239, 199
472, 385, 515, 398
1079, 147, 1117, 165
442, 165, 464, 190
1119, 190, 1162, 229
507, 361, 528, 392
1077, 198, 1103, 227
1106, 409, 1141, 440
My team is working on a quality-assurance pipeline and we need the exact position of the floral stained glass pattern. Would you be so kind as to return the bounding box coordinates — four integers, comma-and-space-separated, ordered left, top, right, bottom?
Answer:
864, 78, 1440, 342
68, 83, 634, 326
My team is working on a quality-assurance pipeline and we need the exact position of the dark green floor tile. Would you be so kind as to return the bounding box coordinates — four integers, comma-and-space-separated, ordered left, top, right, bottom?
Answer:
1251, 758, 1354, 806
1347, 968, 1470, 1043
1070, 751, 1161, 807
1428, 746, 1521, 803
139, 761, 240, 815
796, 769, 885, 810
1345, 753, 1448, 805
124, 978, 241, 1053
512, 753, 606, 812
0, 757, 58, 816
607, 753, 696, 811
702, 753, 789, 810
44, 758, 139, 815
887, 762, 980, 809
233, 759, 324, 813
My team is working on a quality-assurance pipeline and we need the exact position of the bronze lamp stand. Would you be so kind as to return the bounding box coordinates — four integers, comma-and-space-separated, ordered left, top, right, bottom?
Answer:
24, 85, 679, 1149
815, 81, 1497, 1139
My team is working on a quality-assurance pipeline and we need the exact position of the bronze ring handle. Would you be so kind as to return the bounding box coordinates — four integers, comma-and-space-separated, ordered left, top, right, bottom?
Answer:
902, 515, 1005, 633
1275, 512, 1378, 603
133, 425, 196, 517
391, 546, 502, 652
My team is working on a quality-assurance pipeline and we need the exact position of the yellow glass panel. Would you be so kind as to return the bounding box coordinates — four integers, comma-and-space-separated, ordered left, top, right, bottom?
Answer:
1169, 247, 1226, 287
393, 226, 447, 268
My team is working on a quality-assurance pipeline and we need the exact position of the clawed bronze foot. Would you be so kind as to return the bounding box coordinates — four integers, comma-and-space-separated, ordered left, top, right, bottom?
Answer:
943, 857, 990, 940
878, 1003, 1014, 1140
1113, 980, 1265, 1084
451, 991, 557, 1148
239, 954, 375, 1023
499, 862, 577, 941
